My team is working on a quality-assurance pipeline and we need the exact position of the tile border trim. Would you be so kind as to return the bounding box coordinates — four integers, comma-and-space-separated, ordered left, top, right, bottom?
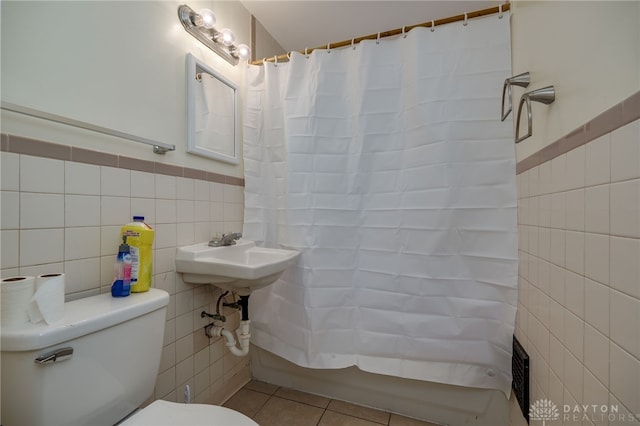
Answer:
5, 89, 638, 184
516, 90, 640, 175
0, 133, 245, 187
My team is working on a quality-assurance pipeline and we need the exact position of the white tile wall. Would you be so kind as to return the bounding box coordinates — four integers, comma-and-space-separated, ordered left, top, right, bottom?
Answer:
177, 177, 194, 200
131, 198, 156, 224
20, 156, 64, 193
66, 162, 101, 195
611, 179, 640, 238
0, 150, 250, 406
156, 199, 177, 224
101, 166, 131, 197
516, 118, 640, 424
65, 227, 101, 260
177, 200, 194, 222
610, 236, 640, 298
1, 152, 20, 191
1, 191, 20, 229
20, 192, 64, 228
66, 195, 101, 226
155, 174, 177, 199
610, 121, 640, 183
585, 134, 611, 187
131, 171, 155, 198
19, 228, 64, 266
1, 230, 19, 269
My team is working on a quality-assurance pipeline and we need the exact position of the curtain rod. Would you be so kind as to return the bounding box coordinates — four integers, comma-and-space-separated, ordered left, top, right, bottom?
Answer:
251, 2, 510, 65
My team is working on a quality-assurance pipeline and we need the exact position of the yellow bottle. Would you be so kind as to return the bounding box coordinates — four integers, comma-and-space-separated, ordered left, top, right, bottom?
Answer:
120, 216, 154, 293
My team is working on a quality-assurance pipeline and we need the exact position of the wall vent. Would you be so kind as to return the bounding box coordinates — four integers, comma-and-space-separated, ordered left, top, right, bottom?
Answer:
512, 335, 530, 423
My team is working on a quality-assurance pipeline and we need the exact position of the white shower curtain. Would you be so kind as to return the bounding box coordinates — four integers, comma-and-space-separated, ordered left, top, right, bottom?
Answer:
243, 13, 517, 395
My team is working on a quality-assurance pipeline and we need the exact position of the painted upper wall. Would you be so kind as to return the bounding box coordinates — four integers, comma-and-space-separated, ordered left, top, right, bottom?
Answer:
1, 1, 252, 178
511, 1, 640, 162
4, 1, 637, 169
253, 17, 286, 61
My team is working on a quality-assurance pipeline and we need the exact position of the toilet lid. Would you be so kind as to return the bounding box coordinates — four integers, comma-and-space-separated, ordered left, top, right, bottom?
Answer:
119, 400, 258, 426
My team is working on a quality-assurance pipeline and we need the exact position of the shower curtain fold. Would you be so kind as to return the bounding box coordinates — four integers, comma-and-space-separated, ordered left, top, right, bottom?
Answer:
243, 13, 517, 396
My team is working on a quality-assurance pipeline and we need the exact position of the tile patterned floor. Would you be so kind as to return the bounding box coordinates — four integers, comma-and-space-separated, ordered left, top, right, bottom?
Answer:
223, 380, 442, 426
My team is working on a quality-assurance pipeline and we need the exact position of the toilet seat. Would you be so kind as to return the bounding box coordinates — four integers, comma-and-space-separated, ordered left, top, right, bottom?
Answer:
119, 400, 258, 425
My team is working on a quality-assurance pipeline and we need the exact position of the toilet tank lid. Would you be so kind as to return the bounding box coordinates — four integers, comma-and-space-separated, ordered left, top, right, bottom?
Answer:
119, 400, 259, 426
1, 289, 169, 351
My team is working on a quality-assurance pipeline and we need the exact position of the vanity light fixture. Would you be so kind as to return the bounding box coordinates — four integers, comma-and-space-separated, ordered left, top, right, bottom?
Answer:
233, 44, 250, 59
178, 4, 250, 66
216, 28, 236, 46
199, 8, 216, 29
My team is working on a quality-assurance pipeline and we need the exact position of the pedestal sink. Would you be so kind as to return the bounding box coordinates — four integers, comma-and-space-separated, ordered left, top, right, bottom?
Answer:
175, 239, 300, 295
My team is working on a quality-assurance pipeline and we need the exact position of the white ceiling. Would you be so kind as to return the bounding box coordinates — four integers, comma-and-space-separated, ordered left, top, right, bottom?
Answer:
241, 1, 503, 54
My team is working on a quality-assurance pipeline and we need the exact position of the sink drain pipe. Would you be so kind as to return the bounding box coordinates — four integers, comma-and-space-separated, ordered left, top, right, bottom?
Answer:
210, 295, 251, 357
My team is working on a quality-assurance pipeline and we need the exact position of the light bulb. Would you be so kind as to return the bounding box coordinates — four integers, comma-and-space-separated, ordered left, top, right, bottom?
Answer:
235, 43, 250, 59
218, 28, 235, 46
199, 9, 216, 29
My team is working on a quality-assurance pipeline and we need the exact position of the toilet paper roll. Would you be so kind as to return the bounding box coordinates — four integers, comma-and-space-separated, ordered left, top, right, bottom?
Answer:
28, 273, 65, 325
1, 276, 35, 327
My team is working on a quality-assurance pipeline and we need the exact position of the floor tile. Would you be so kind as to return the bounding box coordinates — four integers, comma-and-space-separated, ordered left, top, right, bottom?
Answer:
327, 399, 390, 424
222, 388, 270, 418
274, 387, 331, 408
244, 379, 279, 395
224, 379, 529, 426
319, 410, 385, 426
254, 396, 325, 426
389, 413, 441, 426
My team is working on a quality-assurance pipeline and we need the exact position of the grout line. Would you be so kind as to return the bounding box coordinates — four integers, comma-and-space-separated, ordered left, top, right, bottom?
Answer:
250, 392, 272, 420
241, 382, 449, 425
245, 384, 391, 425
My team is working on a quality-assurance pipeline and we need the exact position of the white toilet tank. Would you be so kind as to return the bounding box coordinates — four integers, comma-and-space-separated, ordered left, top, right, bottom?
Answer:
1, 289, 170, 426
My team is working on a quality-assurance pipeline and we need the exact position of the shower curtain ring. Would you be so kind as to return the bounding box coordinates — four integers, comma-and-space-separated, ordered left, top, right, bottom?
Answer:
287, 52, 292, 60
351, 38, 356, 50
402, 26, 408, 38
273, 55, 278, 66
430, 20, 435, 32
304, 48, 309, 58
498, 4, 504, 18
463, 13, 468, 26
326, 43, 331, 53
376, 32, 381, 44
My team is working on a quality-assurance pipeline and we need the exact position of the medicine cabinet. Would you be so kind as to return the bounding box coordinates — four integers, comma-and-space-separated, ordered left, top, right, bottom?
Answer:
186, 53, 239, 164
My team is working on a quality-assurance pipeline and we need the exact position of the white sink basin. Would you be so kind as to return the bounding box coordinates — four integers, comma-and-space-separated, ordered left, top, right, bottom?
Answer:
175, 239, 300, 295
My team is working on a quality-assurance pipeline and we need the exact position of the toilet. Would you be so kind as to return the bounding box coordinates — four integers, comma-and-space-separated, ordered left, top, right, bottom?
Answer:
0, 288, 257, 426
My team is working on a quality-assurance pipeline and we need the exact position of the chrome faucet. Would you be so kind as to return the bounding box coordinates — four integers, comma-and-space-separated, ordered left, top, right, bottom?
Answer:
208, 232, 242, 247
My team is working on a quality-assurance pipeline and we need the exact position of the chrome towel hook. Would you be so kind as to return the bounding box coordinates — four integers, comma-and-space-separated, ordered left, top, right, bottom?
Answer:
501, 72, 530, 121
515, 86, 556, 144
